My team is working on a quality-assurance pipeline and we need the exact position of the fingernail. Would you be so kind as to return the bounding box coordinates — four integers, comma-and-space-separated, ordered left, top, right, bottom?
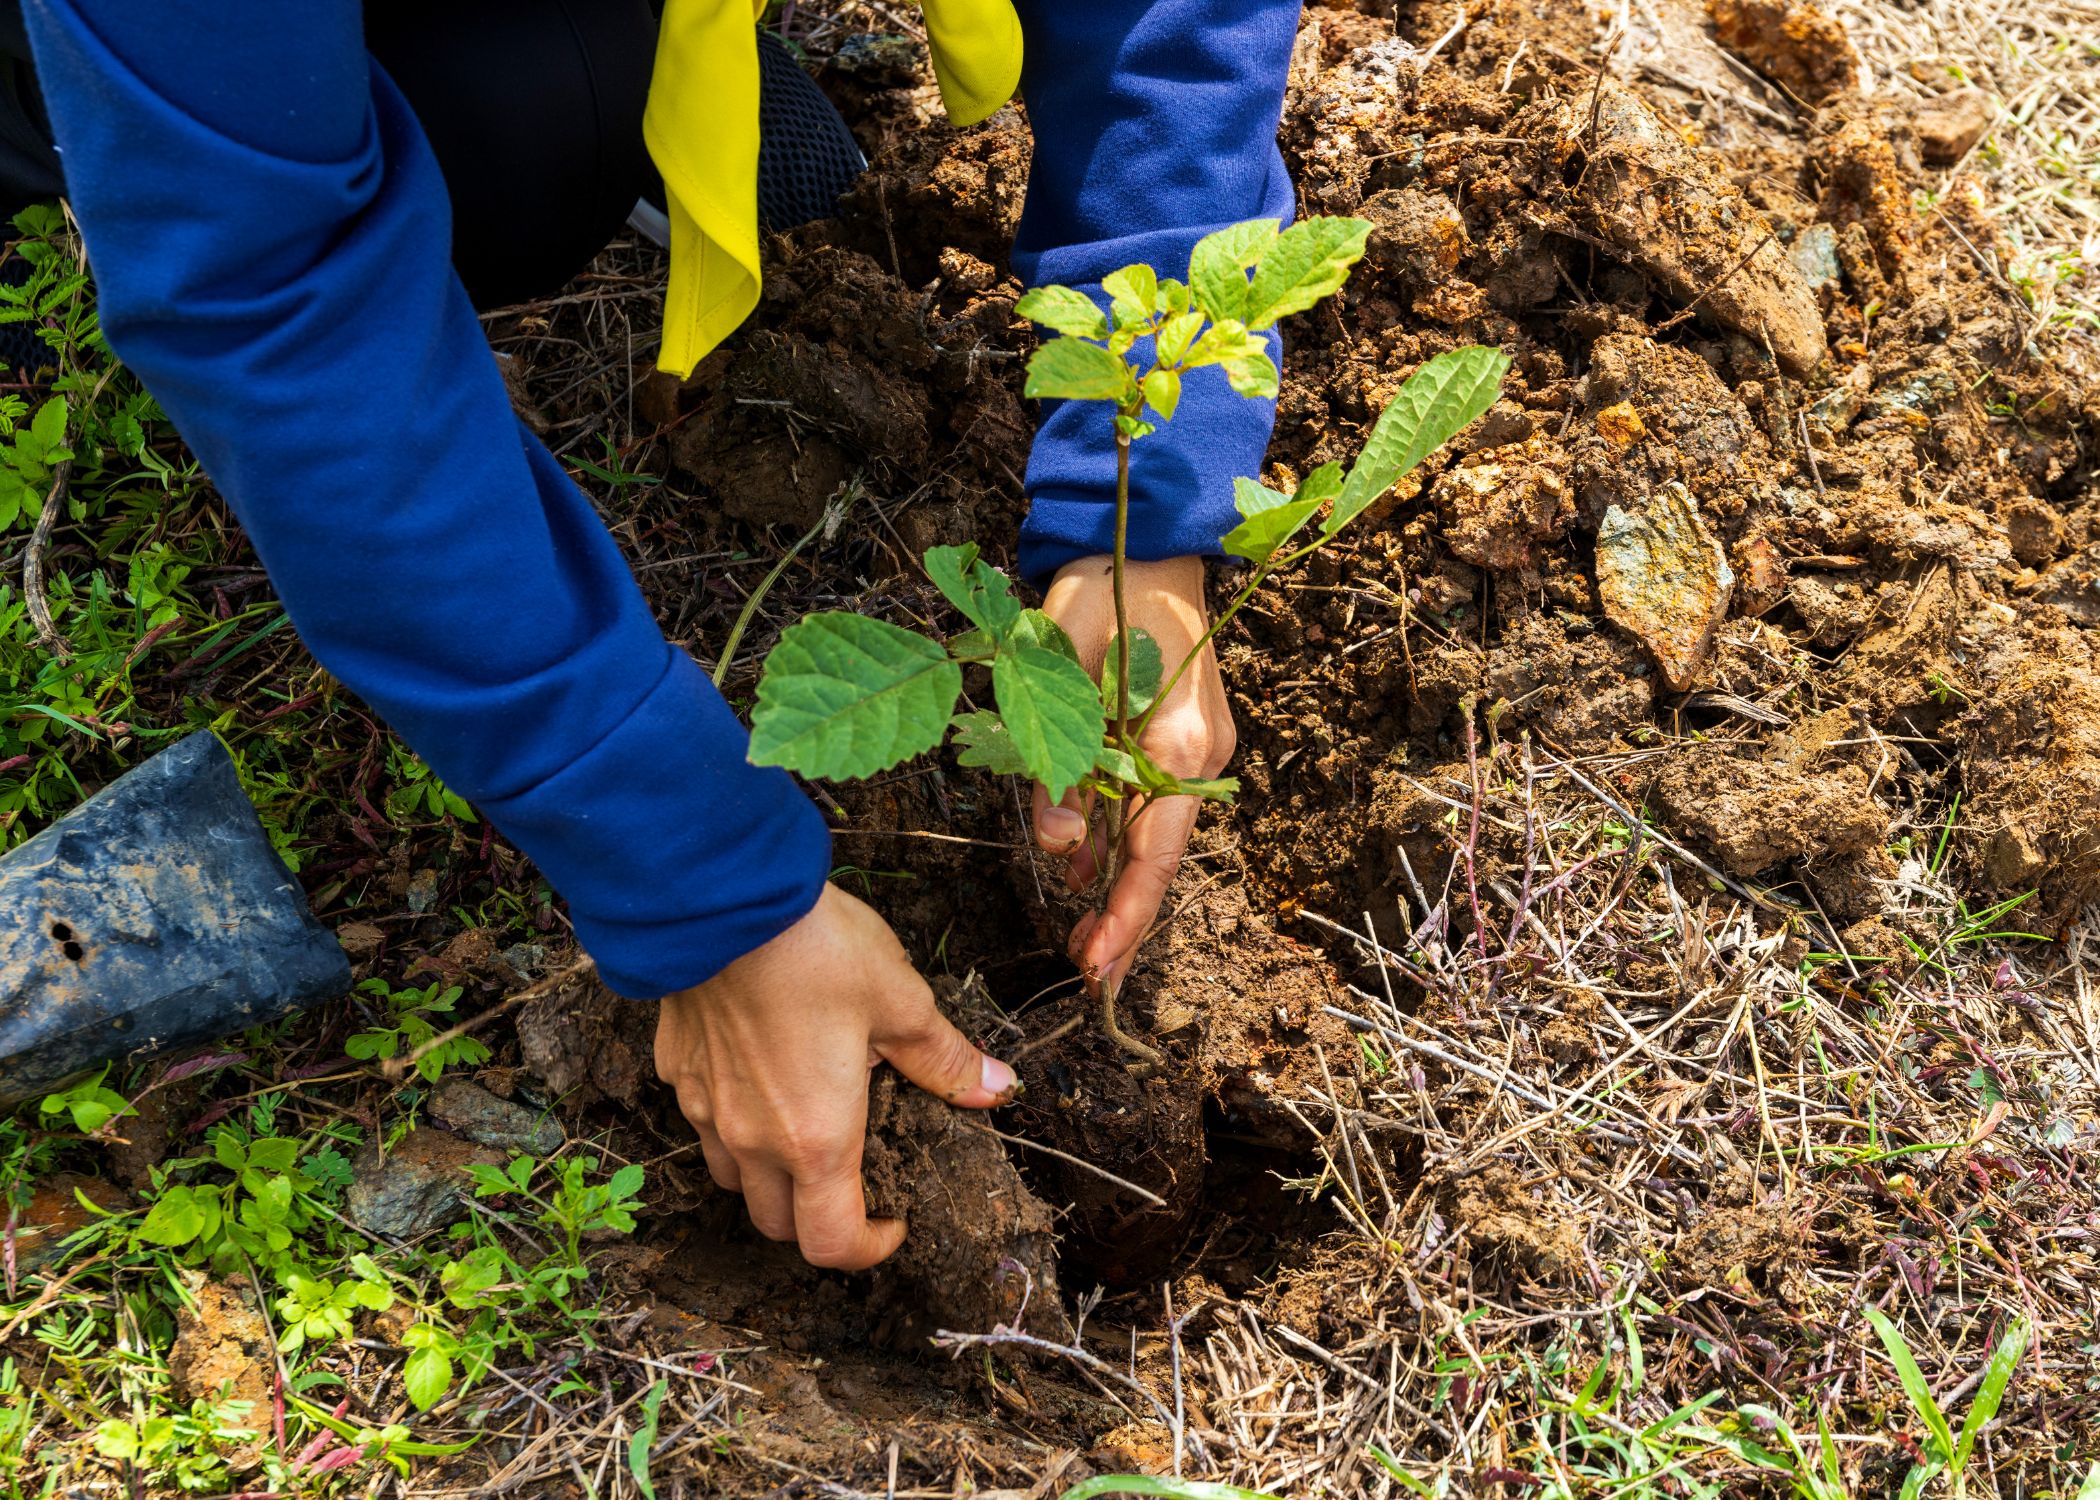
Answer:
982, 1055, 1018, 1099
1040, 806, 1085, 847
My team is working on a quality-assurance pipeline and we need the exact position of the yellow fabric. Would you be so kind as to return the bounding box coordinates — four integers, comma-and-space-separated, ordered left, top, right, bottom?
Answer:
646, 0, 1023, 377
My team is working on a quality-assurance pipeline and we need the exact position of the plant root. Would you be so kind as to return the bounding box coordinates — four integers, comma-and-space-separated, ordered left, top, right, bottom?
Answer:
1098, 977, 1162, 1076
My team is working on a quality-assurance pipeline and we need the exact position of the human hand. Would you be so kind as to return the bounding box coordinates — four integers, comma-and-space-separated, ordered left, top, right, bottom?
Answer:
653, 883, 1016, 1270
1033, 554, 1235, 996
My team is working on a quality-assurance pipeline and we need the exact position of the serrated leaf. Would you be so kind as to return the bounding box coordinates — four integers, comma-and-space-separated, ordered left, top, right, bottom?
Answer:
952, 710, 1030, 775
403, 1344, 453, 1412
1182, 318, 1264, 370
749, 614, 962, 780
1221, 351, 1279, 399
1024, 337, 1131, 402
1221, 463, 1342, 565
993, 644, 1105, 802
1094, 743, 1140, 784
1158, 278, 1192, 317
1328, 345, 1509, 537
1189, 219, 1279, 325
1141, 369, 1181, 421
1243, 216, 1371, 329
1012, 608, 1082, 664
1014, 284, 1106, 339
923, 544, 1021, 639
1101, 627, 1163, 719
1103, 264, 1158, 327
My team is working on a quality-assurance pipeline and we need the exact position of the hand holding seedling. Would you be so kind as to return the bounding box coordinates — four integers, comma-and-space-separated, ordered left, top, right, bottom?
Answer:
748, 215, 1508, 1071
1034, 555, 1233, 1001
653, 884, 1017, 1269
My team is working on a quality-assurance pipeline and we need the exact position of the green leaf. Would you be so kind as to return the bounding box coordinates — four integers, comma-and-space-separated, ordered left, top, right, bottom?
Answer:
137, 1187, 207, 1248
1177, 775, 1239, 802
1101, 627, 1163, 718
923, 544, 1022, 639
1157, 278, 1192, 317
1188, 219, 1280, 325
1221, 351, 1279, 399
1182, 319, 1264, 371
1154, 311, 1205, 368
992, 644, 1106, 802
630, 1379, 669, 1500
1115, 413, 1157, 440
1094, 742, 1140, 785
94, 1420, 138, 1461
1952, 1318, 2030, 1471
1244, 216, 1372, 328
403, 1344, 454, 1412
1024, 338, 1132, 402
1865, 1307, 1955, 1464
607, 1163, 646, 1202
1141, 369, 1181, 422
952, 710, 1030, 776
1328, 345, 1510, 537
1102, 265, 1158, 327
1014, 284, 1106, 340
2077, 1459, 2100, 1500
1220, 463, 1342, 565
1012, 609, 1082, 665
749, 614, 963, 781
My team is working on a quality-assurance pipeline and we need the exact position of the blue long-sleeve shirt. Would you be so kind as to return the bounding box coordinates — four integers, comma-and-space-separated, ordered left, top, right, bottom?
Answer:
23, 0, 1297, 997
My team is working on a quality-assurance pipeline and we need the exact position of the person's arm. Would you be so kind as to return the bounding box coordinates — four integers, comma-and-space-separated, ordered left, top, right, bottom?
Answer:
1009, 0, 1300, 993
25, 0, 1011, 1268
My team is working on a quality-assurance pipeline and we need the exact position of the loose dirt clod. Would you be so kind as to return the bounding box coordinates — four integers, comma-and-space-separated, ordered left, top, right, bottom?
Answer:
1595, 482, 1735, 689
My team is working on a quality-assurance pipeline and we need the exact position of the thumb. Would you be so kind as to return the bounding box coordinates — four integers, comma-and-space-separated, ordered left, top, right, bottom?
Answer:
1032, 781, 1088, 852
876, 1002, 1018, 1110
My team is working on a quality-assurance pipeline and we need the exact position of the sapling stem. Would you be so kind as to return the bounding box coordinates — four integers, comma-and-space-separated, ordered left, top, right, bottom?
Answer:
1100, 418, 1163, 1076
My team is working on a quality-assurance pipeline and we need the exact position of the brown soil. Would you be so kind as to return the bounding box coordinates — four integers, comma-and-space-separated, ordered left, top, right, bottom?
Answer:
472, 0, 2100, 1485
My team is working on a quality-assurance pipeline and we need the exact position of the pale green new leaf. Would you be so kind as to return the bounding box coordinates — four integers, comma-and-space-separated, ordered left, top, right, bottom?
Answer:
1243, 216, 1371, 329
1182, 319, 1264, 370
993, 644, 1105, 802
1188, 218, 1279, 325
952, 710, 1030, 776
1952, 1318, 2031, 1470
1154, 310, 1205, 368
1102, 264, 1158, 326
1221, 352, 1278, 399
1327, 344, 1509, 537
1025, 337, 1132, 402
1141, 369, 1181, 422
2076, 1459, 2100, 1500
1101, 626, 1163, 718
749, 614, 962, 780
1015, 284, 1107, 339
1220, 463, 1342, 565
1865, 1307, 1955, 1465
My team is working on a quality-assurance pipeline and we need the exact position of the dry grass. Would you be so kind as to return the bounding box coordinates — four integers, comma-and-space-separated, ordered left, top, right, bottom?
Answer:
1040, 737, 2099, 1494
1832, 0, 2100, 339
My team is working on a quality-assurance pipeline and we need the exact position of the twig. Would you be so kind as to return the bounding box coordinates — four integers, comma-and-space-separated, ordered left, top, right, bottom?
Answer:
383, 955, 596, 1083
957, 1120, 1167, 1207
1652, 229, 1777, 334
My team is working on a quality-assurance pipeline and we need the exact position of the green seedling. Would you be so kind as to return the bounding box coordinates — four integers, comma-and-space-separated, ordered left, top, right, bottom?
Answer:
747, 215, 1507, 1068
1864, 1307, 2031, 1498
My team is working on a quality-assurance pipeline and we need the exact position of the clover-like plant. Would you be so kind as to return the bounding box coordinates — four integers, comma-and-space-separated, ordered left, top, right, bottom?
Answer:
748, 216, 1508, 1069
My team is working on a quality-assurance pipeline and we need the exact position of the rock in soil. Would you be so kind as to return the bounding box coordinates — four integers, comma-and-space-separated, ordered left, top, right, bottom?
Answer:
1595, 482, 1735, 690
11, 1173, 127, 1275
347, 1127, 504, 1240
169, 1277, 274, 1412
1540, 80, 1827, 374
429, 1078, 563, 1155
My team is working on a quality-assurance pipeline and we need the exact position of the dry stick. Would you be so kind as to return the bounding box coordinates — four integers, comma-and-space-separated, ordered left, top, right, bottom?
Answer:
957, 1119, 1167, 1207
1651, 229, 1778, 335
21, 364, 118, 662
710, 484, 853, 688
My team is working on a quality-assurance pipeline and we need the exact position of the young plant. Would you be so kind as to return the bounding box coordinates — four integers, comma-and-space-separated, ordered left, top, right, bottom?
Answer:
747, 216, 1508, 1067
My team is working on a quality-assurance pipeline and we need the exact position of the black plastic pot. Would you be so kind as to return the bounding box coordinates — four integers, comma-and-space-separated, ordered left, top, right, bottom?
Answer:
0, 732, 349, 1105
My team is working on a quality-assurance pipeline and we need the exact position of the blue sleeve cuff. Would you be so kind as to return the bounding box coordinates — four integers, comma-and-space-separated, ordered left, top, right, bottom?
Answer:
480, 649, 832, 999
